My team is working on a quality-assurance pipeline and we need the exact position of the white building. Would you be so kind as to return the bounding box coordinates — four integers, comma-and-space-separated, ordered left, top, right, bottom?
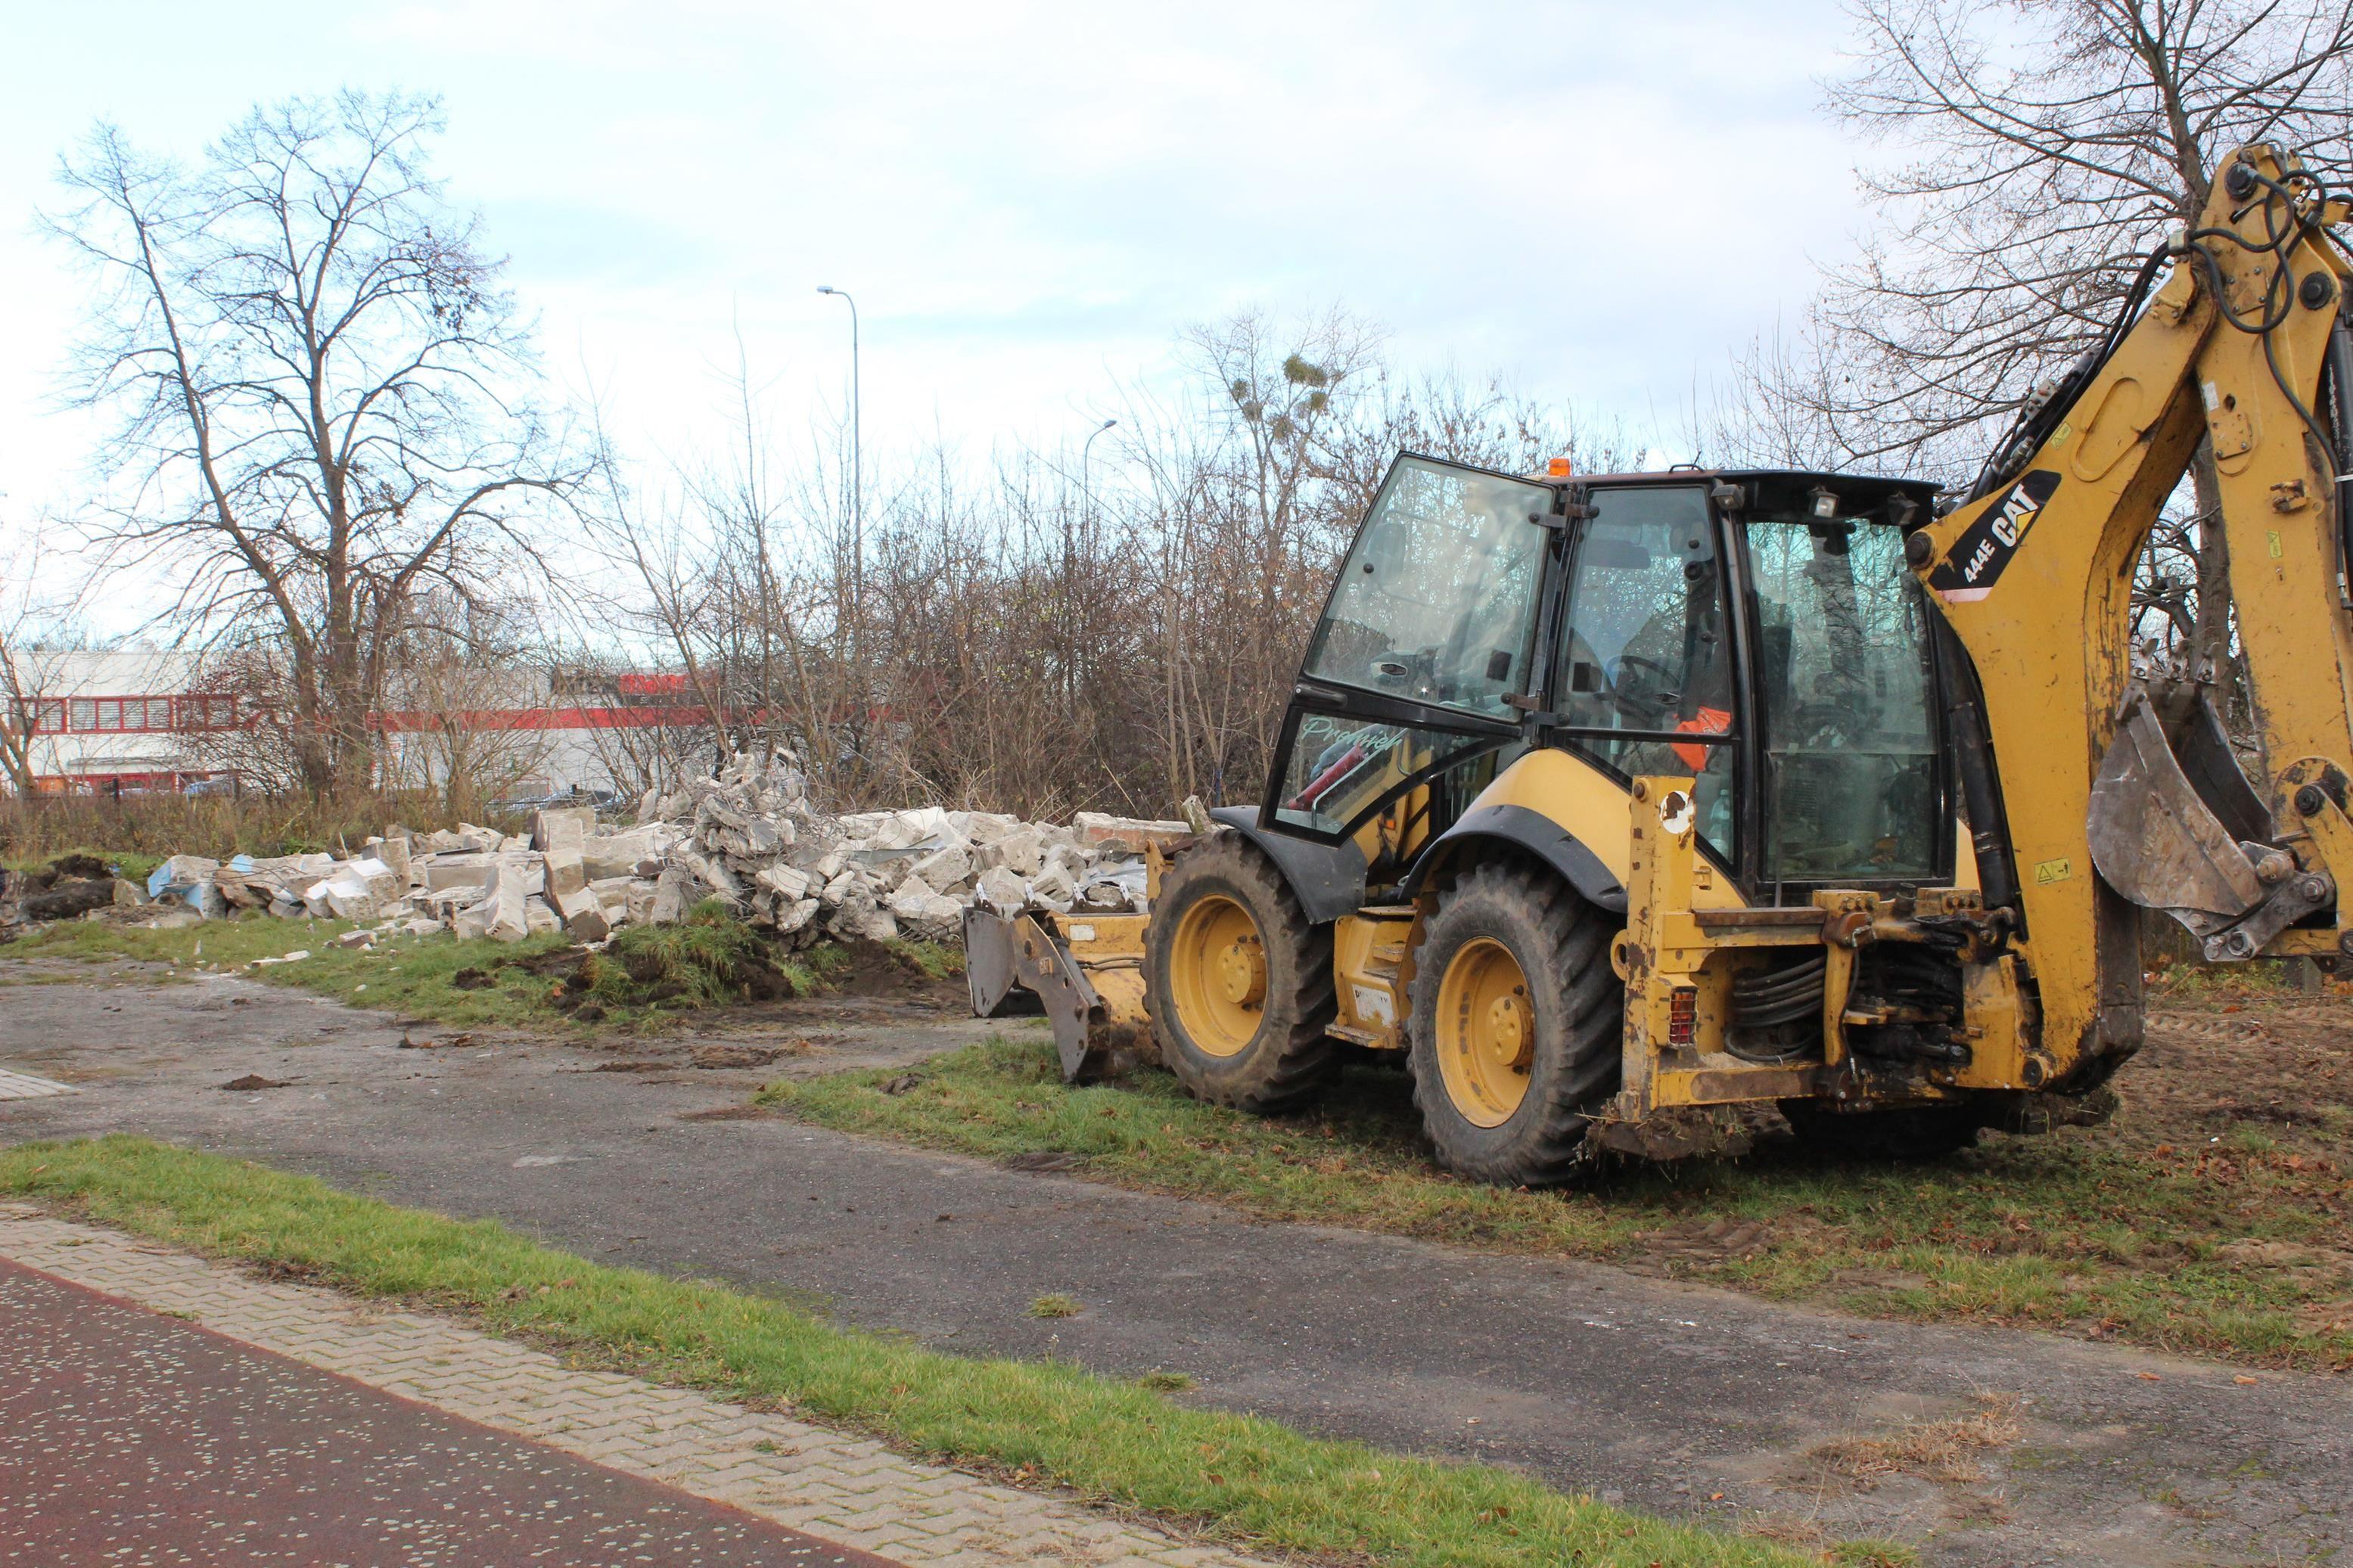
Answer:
3, 648, 236, 793
4, 647, 713, 798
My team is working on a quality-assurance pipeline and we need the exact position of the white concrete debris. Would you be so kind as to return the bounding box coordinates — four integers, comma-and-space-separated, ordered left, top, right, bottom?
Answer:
114, 745, 1195, 948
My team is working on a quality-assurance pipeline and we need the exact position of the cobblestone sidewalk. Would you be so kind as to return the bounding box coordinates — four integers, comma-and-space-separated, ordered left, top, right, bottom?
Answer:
0, 1203, 1274, 1568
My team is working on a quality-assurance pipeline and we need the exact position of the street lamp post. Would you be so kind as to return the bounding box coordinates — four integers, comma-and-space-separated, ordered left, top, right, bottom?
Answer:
816, 286, 860, 619
1080, 417, 1117, 523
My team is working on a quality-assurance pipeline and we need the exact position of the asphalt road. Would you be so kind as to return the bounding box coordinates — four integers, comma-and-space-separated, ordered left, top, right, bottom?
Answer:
5, 957, 2348, 1566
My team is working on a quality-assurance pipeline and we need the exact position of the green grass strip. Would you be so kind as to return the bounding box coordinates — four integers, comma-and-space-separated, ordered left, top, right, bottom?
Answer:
8, 916, 839, 1031
0, 1136, 1873, 1568
760, 1035, 2353, 1371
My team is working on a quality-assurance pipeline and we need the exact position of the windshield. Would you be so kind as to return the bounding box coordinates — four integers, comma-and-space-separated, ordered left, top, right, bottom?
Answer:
1303, 457, 1553, 721
1748, 519, 1941, 881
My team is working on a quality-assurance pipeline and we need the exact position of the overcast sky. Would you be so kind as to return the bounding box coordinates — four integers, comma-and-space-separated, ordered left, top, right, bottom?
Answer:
0, 0, 1877, 606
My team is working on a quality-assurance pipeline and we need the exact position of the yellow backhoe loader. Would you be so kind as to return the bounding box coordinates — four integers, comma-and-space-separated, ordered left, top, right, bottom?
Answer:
965, 143, 2353, 1185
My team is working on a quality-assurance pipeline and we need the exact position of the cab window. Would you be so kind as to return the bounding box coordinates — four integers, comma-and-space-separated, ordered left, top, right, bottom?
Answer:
1748, 520, 1940, 880
1553, 486, 1734, 849
1303, 456, 1553, 722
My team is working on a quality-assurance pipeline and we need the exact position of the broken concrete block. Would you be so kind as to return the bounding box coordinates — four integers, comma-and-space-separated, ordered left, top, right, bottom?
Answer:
366, 835, 414, 889
974, 866, 1028, 916
334, 928, 375, 950
582, 827, 665, 880
979, 826, 1045, 878
455, 864, 531, 942
827, 894, 898, 943
888, 887, 964, 942
776, 896, 821, 935
649, 867, 694, 926
757, 863, 812, 901
531, 805, 596, 852
146, 855, 222, 899
1028, 861, 1078, 907
1073, 812, 1192, 852
543, 847, 588, 899
907, 844, 972, 894
553, 883, 610, 942
524, 894, 561, 936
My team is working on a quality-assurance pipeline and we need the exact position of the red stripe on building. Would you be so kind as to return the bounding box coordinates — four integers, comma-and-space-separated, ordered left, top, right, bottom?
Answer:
370, 705, 723, 734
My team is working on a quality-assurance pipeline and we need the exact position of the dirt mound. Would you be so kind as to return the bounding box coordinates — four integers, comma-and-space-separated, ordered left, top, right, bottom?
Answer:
824, 939, 966, 1007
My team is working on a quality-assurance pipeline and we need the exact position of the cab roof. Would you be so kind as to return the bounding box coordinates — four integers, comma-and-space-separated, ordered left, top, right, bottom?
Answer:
1529, 465, 1941, 520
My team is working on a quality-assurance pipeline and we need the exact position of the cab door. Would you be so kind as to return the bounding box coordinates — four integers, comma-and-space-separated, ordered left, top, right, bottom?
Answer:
1260, 453, 1561, 880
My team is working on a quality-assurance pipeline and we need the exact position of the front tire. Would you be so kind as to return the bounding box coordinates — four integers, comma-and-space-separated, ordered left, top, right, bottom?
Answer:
1407, 862, 1622, 1185
1147, 834, 1338, 1113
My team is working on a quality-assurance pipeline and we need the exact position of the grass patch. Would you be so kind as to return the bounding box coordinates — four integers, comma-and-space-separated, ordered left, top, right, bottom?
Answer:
0, 1136, 1833, 1568
5, 844, 163, 884
573, 900, 805, 1014
10, 915, 581, 1028
760, 1030, 2353, 1371
1027, 1292, 1083, 1318
885, 936, 965, 981
6, 908, 849, 1032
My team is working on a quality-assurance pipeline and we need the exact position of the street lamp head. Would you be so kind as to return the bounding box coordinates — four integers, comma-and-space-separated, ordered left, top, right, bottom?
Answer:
1099, 418, 1118, 432
816, 285, 835, 295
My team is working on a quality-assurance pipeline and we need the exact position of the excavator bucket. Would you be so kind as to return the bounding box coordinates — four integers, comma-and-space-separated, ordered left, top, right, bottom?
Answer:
2087, 697, 2269, 921
2088, 688, 2332, 958
961, 907, 1152, 1084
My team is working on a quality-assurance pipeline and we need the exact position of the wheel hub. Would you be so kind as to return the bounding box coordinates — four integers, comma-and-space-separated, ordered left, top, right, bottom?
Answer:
1217, 937, 1267, 1006
1434, 936, 1537, 1127
1483, 992, 1530, 1067
1167, 893, 1268, 1059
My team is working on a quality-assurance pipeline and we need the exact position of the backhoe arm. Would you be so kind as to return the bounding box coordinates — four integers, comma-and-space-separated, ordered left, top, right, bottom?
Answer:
1907, 144, 2353, 1086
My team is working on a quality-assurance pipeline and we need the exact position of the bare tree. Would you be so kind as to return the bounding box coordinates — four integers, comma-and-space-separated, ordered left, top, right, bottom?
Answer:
1728, 0, 2353, 682
0, 542, 85, 796
47, 91, 589, 797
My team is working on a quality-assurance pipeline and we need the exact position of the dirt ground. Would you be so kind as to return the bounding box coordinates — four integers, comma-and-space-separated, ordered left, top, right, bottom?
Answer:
3, 956, 2351, 1566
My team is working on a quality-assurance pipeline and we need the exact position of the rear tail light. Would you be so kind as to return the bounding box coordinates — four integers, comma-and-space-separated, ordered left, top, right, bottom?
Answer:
1668, 986, 1699, 1048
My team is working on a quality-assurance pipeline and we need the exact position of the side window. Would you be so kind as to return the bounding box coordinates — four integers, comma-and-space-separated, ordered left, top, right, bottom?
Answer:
1271, 714, 1500, 839
1748, 520, 1941, 880
1553, 486, 1734, 849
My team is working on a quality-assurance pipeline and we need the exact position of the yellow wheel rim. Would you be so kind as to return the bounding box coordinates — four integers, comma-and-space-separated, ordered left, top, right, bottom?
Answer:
1435, 936, 1535, 1127
1168, 893, 1267, 1058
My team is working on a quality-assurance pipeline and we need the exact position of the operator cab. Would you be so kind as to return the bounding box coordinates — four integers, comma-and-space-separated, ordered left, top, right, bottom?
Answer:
1259, 452, 1952, 908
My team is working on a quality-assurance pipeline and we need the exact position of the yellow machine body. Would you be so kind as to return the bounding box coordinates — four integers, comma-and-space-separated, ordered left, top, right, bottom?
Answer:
974, 145, 2353, 1166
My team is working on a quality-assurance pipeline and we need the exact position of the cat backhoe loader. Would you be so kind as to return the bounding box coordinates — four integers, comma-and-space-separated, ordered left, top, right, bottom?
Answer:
965, 143, 2353, 1185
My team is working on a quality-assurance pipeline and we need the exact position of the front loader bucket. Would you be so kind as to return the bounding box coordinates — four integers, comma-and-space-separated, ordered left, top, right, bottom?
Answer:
959, 908, 1152, 1085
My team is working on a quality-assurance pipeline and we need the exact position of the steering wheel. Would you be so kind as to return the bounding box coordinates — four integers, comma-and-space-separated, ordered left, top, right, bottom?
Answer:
1609, 654, 1680, 723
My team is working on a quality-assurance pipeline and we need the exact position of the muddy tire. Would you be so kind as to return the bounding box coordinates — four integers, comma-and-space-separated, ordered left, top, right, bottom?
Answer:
1780, 1100, 1981, 1161
1407, 862, 1621, 1186
1146, 834, 1338, 1113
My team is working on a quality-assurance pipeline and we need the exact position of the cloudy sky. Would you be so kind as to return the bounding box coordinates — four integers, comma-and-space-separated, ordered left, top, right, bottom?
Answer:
0, 0, 1877, 600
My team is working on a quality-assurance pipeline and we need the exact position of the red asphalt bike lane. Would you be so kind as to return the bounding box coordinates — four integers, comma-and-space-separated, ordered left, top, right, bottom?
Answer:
0, 1256, 901, 1566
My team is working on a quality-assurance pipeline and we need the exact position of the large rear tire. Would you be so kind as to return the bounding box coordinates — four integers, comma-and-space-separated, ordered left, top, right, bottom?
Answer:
1146, 834, 1338, 1113
1407, 862, 1621, 1185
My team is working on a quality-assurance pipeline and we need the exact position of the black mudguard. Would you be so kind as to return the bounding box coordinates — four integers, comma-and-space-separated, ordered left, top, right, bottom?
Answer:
1401, 803, 1628, 916
1208, 806, 1366, 925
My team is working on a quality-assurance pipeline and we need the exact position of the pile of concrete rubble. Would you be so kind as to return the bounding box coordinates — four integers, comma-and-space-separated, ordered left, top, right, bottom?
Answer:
127, 748, 1189, 947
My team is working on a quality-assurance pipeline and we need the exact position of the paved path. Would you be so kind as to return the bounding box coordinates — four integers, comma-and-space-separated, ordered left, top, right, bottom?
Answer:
0, 1205, 1270, 1568
6, 963, 2351, 1565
